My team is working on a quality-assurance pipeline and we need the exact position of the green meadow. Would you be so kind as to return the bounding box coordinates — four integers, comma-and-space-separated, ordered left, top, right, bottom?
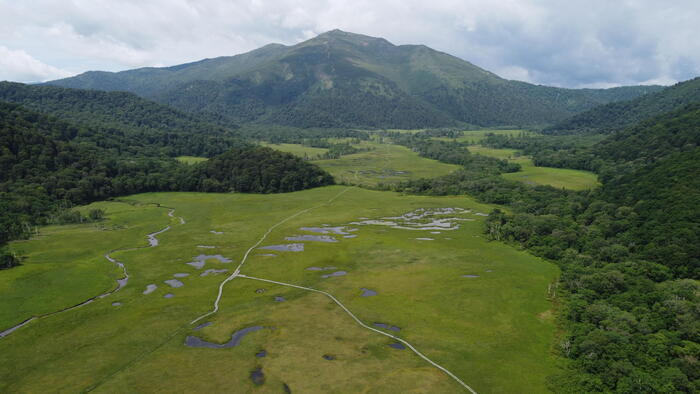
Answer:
316, 142, 461, 186
468, 146, 600, 190
1, 187, 559, 393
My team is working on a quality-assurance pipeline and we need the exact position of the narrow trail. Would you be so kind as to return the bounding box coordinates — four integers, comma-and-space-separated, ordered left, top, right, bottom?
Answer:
188, 187, 477, 393
237, 274, 477, 393
0, 207, 182, 339
190, 187, 352, 325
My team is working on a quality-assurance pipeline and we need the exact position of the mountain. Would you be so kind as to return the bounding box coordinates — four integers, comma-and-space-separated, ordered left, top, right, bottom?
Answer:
548, 77, 700, 134
47, 30, 663, 129
0, 82, 239, 157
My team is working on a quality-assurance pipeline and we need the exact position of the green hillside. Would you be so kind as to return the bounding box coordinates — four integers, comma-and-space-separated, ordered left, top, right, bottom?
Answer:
0, 82, 240, 157
548, 77, 700, 134
48, 30, 662, 128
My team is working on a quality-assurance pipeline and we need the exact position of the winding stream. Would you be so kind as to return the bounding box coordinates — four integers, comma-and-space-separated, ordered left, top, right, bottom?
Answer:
0, 207, 183, 339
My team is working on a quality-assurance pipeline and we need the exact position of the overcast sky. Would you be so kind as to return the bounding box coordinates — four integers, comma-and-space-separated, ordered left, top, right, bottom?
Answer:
1, 0, 699, 88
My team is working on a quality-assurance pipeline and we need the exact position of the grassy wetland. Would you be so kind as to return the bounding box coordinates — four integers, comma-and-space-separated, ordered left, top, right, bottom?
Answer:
1, 187, 559, 393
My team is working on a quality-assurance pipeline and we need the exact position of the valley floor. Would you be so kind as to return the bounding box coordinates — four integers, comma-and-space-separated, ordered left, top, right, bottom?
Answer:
0, 187, 559, 393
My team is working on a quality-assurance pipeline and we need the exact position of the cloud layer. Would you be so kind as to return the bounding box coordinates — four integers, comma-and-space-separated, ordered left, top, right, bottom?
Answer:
1, 0, 698, 87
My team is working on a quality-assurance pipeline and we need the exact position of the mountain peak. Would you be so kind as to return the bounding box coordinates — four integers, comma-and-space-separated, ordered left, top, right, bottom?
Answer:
45, 31, 664, 129
312, 29, 394, 46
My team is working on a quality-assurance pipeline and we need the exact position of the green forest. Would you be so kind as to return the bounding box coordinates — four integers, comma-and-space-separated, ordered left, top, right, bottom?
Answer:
0, 100, 333, 267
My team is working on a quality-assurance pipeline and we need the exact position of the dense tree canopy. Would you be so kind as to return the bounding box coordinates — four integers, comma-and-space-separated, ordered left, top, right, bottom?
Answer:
0, 101, 334, 266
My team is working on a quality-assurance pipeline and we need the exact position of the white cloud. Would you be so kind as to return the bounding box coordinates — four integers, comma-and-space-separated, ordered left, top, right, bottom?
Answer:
0, 0, 699, 87
0, 46, 73, 82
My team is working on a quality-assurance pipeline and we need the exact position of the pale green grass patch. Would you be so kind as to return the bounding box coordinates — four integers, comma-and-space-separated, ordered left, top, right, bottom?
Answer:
176, 156, 208, 164
469, 145, 600, 190
316, 142, 460, 186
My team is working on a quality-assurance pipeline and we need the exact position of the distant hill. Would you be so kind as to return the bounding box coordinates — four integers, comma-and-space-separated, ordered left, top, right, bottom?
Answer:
0, 82, 239, 157
47, 30, 662, 129
548, 77, 700, 134
595, 102, 700, 164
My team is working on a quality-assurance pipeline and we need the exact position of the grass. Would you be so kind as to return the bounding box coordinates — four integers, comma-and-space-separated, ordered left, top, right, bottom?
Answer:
468, 145, 600, 190
260, 143, 329, 159
176, 156, 208, 164
316, 141, 460, 186
0, 187, 560, 393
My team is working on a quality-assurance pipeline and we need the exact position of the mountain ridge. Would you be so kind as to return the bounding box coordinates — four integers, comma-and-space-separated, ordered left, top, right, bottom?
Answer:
47, 29, 664, 128
547, 77, 700, 134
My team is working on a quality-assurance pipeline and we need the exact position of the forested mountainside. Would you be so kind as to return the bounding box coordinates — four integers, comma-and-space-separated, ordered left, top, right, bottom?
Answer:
0, 82, 239, 157
48, 30, 662, 129
548, 77, 700, 134
0, 102, 333, 266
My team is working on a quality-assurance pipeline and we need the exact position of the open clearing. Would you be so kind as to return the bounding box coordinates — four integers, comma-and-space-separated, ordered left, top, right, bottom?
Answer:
468, 146, 600, 190
316, 142, 461, 186
0, 187, 559, 393
176, 156, 209, 164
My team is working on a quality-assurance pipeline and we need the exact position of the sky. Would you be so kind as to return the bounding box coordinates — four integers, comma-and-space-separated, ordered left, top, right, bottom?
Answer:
1, 0, 699, 88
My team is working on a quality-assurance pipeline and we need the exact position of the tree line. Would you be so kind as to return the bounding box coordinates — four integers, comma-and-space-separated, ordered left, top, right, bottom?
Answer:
0, 102, 333, 268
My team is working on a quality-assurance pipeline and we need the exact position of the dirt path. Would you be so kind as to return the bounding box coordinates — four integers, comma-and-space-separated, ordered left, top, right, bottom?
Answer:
238, 274, 478, 393
190, 187, 352, 325
189, 187, 477, 393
